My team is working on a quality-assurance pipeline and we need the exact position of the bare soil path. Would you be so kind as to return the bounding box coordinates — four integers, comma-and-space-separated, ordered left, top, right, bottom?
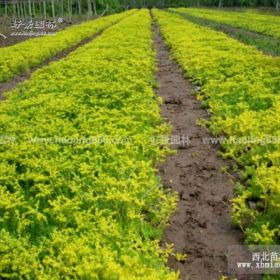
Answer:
152, 19, 261, 280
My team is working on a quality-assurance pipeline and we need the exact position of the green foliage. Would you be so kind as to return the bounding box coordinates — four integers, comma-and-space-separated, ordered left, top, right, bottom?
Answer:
0, 10, 178, 279
174, 8, 280, 39
172, 9, 280, 56
154, 9, 280, 245
0, 11, 133, 84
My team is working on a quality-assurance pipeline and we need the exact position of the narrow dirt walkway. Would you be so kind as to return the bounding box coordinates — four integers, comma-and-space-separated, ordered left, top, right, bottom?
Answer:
152, 21, 261, 280
0, 17, 126, 99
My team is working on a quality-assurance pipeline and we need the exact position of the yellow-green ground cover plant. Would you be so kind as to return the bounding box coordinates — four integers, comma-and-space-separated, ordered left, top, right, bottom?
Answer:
172, 8, 280, 39
0, 10, 133, 83
153, 9, 280, 247
0, 10, 178, 279
170, 8, 280, 57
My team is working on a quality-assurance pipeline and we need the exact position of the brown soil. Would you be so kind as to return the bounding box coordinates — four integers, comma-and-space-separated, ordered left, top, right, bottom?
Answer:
0, 29, 30, 47
152, 21, 261, 280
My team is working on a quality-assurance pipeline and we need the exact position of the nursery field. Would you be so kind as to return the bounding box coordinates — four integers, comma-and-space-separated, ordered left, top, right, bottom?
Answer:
0, 7, 279, 280
171, 8, 280, 56
0, 10, 134, 83
172, 8, 280, 38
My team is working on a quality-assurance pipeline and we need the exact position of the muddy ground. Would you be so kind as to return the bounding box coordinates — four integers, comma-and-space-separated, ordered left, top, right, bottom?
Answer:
153, 21, 262, 280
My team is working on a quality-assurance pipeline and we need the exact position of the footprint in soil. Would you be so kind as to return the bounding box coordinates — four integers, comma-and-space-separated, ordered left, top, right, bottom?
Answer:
207, 199, 229, 216
164, 99, 183, 105
179, 190, 201, 201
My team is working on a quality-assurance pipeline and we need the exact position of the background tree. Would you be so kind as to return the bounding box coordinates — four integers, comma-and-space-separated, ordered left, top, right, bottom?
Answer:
1, 0, 279, 20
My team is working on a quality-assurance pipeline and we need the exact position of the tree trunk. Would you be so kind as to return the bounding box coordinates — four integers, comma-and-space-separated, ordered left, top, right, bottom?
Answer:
5, 0, 8, 18
43, 0, 47, 19
20, 1, 24, 18
276, 0, 279, 10
61, 0, 64, 17
23, 0, 27, 19
16, 0, 22, 18
28, 0, 32, 19
32, 1, 36, 17
51, 0, 56, 22
12, 0, 16, 18
68, 0, 72, 22
93, 0, 97, 16
88, 0, 93, 17
39, 0, 42, 16
77, 0, 82, 15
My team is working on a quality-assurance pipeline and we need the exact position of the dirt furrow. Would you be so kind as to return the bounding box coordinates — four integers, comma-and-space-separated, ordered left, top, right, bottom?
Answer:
152, 20, 261, 280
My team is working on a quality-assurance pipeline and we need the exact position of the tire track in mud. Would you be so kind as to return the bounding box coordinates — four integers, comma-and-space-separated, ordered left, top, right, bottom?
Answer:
152, 17, 261, 280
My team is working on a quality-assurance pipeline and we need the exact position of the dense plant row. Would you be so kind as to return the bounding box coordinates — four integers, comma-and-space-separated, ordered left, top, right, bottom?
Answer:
0, 10, 133, 84
172, 8, 280, 39
170, 8, 280, 56
153, 9, 280, 246
0, 10, 178, 279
